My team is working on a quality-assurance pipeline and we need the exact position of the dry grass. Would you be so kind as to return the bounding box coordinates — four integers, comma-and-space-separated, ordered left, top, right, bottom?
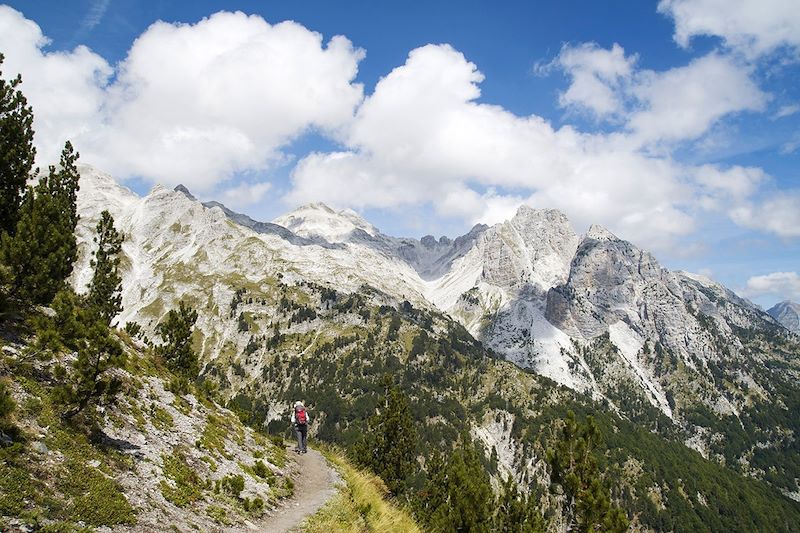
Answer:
301, 448, 421, 533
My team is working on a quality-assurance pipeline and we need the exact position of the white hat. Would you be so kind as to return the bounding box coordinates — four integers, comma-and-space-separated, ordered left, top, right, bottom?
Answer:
294, 401, 303, 408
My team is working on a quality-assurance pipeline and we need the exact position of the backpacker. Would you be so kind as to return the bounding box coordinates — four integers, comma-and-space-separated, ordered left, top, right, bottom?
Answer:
296, 407, 307, 425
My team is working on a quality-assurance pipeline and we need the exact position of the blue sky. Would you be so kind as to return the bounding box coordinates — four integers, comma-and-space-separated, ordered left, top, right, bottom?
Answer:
1, 0, 799, 307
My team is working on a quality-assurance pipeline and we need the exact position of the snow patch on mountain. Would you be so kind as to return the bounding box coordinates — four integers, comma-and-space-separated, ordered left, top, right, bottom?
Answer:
608, 321, 672, 418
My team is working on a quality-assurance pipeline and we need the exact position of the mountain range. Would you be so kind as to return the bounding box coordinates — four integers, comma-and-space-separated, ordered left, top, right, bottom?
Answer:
70, 164, 800, 513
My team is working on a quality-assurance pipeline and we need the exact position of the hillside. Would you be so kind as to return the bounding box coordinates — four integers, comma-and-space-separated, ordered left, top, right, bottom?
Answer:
69, 166, 800, 502
0, 315, 301, 532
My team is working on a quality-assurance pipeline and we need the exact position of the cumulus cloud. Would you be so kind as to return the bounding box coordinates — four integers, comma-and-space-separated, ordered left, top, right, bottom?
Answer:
693, 164, 767, 206
216, 181, 272, 210
288, 44, 701, 248
1, 5, 792, 249
551, 44, 767, 146
729, 191, 800, 237
658, 0, 800, 58
0, 5, 112, 165
553, 42, 635, 118
627, 54, 767, 144
0, 7, 365, 192
741, 271, 800, 300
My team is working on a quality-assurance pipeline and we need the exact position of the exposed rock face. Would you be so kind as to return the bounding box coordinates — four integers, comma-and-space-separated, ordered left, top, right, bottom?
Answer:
73, 164, 794, 423
768, 301, 800, 334
480, 207, 579, 294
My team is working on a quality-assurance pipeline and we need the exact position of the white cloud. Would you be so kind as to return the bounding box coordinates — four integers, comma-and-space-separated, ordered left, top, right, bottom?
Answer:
730, 191, 800, 237
554, 43, 635, 118
0, 5, 112, 165
775, 103, 800, 119
551, 44, 767, 146
0, 7, 365, 192
658, 0, 800, 58
781, 138, 800, 154
741, 271, 800, 300
627, 54, 768, 145
216, 181, 272, 210
288, 44, 700, 249
693, 164, 767, 204
551, 43, 636, 117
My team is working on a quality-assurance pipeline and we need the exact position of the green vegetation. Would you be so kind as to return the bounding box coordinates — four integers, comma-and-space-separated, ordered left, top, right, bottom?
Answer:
86, 210, 124, 324
302, 450, 421, 533
160, 449, 205, 507
1, 141, 81, 306
156, 300, 199, 381
548, 411, 628, 533
0, 53, 36, 241
352, 380, 418, 496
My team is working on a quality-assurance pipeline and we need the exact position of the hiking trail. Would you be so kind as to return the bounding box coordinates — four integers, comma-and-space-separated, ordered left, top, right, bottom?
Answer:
244, 447, 340, 532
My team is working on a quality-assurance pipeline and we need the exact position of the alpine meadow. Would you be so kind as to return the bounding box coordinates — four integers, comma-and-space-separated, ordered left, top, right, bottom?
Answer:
1, 1, 800, 532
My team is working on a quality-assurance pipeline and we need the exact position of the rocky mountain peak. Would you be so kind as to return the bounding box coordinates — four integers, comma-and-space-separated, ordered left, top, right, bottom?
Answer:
768, 300, 800, 333
173, 184, 197, 201
273, 202, 378, 243
585, 224, 617, 241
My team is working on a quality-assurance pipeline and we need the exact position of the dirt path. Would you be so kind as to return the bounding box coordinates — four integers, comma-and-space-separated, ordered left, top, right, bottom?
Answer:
247, 447, 340, 533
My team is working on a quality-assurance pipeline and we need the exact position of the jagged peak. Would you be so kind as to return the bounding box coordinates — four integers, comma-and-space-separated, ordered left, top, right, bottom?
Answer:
174, 184, 197, 201
585, 224, 618, 241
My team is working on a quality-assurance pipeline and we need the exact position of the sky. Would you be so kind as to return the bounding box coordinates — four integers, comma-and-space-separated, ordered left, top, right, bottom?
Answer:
0, 0, 798, 307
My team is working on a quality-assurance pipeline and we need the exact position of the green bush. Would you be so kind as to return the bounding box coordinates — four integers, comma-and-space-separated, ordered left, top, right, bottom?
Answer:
221, 474, 245, 498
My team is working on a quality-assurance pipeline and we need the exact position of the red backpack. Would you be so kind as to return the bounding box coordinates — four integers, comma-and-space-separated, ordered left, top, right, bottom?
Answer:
296, 407, 307, 425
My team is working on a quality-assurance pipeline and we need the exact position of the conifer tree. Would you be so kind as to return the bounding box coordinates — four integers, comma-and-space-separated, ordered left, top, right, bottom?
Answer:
493, 475, 546, 532
156, 301, 199, 378
0, 53, 36, 238
87, 210, 124, 324
0, 142, 80, 305
421, 435, 494, 532
353, 378, 418, 495
547, 411, 629, 533
59, 316, 125, 420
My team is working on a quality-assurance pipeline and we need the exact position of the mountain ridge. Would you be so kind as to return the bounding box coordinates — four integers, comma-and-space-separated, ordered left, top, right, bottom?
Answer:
70, 166, 800, 505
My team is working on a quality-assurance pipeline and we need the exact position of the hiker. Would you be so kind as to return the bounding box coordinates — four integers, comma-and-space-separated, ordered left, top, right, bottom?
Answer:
291, 401, 310, 453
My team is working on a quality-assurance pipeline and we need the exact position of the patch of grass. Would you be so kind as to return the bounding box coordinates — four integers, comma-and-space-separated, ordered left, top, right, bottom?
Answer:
172, 394, 193, 415
160, 449, 204, 507
206, 504, 230, 525
0, 445, 40, 517
201, 454, 218, 472
151, 403, 174, 430
301, 449, 420, 533
59, 460, 136, 526
199, 413, 236, 459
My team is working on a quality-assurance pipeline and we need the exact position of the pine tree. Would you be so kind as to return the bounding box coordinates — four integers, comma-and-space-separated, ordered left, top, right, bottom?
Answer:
59, 316, 125, 420
87, 210, 124, 324
0, 53, 36, 238
156, 301, 199, 378
353, 378, 418, 495
0, 142, 80, 305
547, 411, 629, 533
493, 475, 546, 532
421, 435, 494, 532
